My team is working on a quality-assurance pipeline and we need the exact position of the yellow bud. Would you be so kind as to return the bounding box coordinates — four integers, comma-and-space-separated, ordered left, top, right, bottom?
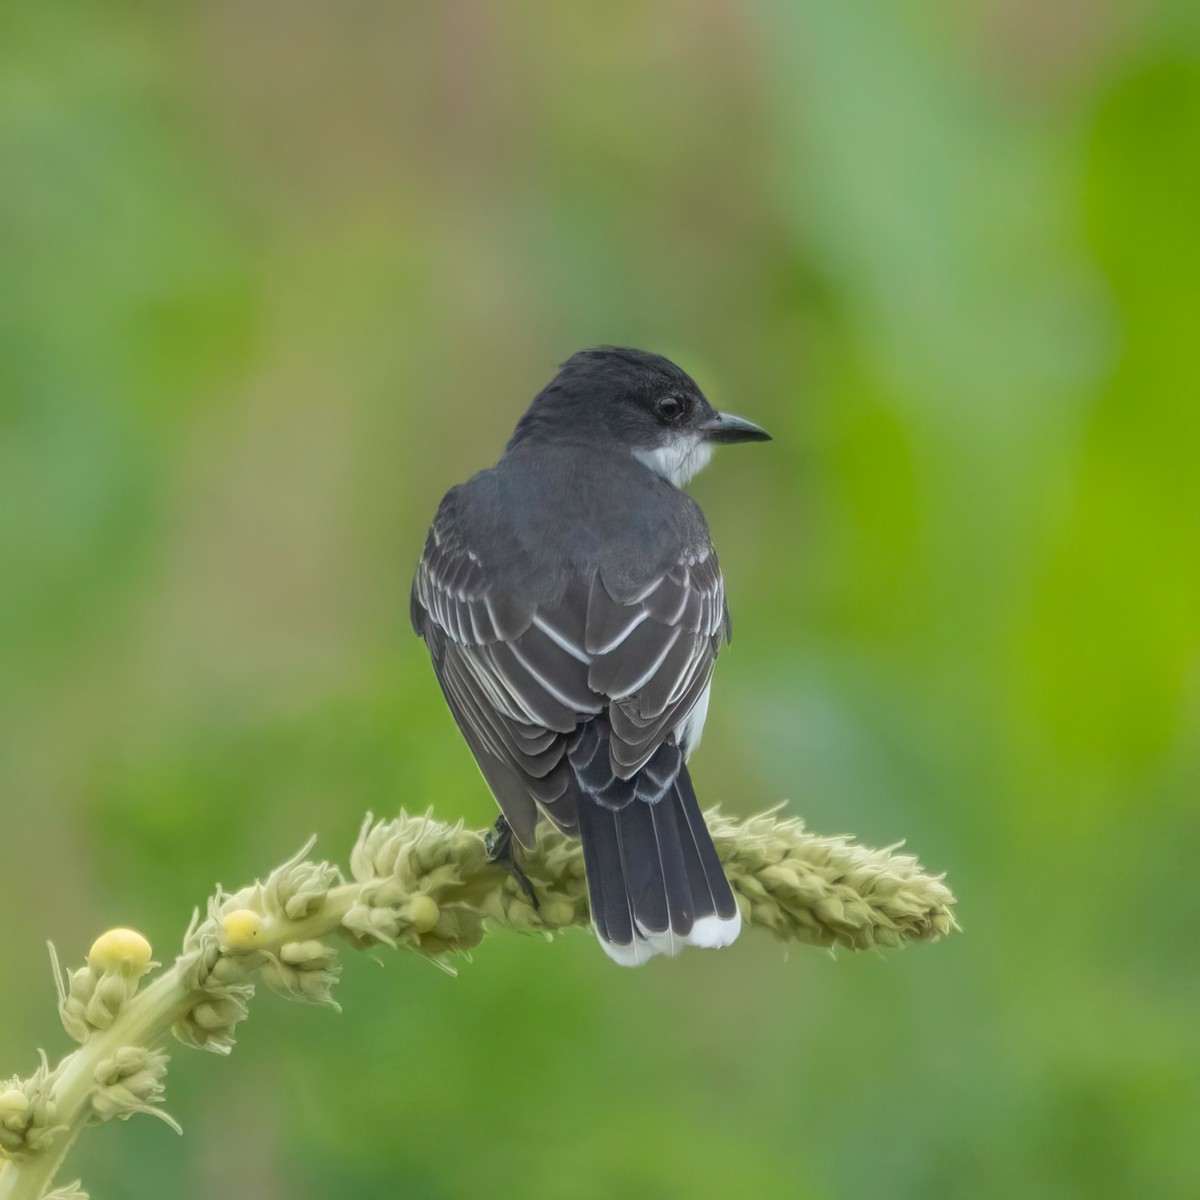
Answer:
404, 895, 440, 934
221, 909, 264, 952
88, 928, 152, 976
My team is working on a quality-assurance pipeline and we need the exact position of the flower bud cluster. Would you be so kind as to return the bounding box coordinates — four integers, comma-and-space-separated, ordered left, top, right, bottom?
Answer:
261, 845, 341, 921
172, 845, 343, 1051
0, 1055, 65, 1159
55, 930, 155, 1044
172, 904, 258, 1055
90, 1047, 179, 1133
259, 941, 341, 1008
344, 812, 499, 957
709, 810, 958, 950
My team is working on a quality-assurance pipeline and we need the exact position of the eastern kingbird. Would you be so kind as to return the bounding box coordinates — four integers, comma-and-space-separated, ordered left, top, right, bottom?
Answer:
411, 347, 770, 965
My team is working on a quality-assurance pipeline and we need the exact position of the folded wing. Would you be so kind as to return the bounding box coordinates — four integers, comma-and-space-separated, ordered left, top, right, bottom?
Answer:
411, 485, 730, 844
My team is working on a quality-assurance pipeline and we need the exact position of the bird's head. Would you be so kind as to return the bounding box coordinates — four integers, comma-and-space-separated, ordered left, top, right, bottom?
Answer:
509, 347, 770, 488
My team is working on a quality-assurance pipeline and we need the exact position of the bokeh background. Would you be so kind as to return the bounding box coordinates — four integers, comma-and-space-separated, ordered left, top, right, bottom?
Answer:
3, 2, 1198, 1197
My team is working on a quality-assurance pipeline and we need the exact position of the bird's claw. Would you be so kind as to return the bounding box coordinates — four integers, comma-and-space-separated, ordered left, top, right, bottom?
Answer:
486, 815, 540, 910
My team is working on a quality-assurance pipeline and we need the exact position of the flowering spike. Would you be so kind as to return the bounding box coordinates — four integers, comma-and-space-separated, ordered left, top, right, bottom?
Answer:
0, 806, 954, 1197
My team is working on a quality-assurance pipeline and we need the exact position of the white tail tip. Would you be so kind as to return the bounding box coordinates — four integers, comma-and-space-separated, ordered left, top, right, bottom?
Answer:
596, 906, 742, 968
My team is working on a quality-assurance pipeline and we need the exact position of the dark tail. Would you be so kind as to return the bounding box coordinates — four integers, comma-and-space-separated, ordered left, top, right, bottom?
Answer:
571, 731, 741, 967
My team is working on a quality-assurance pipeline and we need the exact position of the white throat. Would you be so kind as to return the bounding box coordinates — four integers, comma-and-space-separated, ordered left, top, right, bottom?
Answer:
633, 435, 714, 488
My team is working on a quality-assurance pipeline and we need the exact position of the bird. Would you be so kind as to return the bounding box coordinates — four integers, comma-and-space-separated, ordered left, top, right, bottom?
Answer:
410, 347, 770, 965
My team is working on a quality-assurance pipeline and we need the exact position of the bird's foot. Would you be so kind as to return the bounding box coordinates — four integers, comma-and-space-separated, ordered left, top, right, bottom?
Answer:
485, 815, 540, 910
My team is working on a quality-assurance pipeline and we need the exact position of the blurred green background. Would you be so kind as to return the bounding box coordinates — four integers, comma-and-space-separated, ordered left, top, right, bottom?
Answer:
2, 2, 1198, 1197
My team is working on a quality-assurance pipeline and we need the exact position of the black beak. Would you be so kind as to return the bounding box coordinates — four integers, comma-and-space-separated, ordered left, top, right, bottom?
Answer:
700, 411, 772, 444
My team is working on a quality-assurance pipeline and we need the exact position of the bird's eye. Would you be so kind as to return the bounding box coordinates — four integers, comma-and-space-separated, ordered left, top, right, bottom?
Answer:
655, 395, 687, 422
